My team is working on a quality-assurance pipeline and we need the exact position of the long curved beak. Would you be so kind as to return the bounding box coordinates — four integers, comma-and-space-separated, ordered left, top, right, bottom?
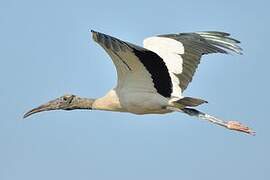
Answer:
23, 98, 60, 118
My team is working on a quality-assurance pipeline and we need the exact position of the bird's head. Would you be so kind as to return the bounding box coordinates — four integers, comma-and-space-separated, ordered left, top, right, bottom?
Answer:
23, 94, 95, 118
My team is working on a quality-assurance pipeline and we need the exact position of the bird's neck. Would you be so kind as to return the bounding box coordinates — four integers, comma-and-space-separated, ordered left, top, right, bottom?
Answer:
91, 90, 124, 112
74, 98, 96, 110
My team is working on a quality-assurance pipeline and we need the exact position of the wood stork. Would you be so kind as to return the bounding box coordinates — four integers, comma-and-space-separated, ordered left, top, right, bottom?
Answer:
24, 30, 254, 135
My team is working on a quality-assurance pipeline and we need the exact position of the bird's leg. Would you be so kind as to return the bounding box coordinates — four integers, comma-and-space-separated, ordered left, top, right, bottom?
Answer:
179, 107, 255, 135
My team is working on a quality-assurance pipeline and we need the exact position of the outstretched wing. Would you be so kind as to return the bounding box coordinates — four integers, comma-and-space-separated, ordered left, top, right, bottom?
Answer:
91, 30, 173, 98
143, 31, 242, 92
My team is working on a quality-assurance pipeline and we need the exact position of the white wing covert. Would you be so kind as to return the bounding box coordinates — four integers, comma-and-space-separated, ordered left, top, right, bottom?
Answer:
144, 31, 242, 93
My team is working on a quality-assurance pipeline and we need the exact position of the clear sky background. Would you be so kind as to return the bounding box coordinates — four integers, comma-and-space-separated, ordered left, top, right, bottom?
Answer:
1, 0, 269, 179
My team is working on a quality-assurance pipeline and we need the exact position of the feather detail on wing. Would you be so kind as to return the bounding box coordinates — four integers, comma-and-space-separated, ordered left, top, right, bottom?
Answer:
144, 31, 242, 93
91, 30, 173, 97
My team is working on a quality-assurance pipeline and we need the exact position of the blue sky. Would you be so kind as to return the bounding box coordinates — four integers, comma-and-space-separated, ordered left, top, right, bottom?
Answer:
1, 0, 269, 179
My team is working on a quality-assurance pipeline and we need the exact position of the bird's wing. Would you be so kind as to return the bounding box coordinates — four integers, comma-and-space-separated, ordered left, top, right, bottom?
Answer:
91, 30, 174, 98
143, 31, 242, 92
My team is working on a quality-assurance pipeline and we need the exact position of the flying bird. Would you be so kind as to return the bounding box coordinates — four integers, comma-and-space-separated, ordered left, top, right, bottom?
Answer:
24, 30, 254, 135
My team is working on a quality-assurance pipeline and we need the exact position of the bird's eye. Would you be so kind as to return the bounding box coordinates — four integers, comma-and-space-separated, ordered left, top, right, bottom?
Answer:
62, 95, 74, 104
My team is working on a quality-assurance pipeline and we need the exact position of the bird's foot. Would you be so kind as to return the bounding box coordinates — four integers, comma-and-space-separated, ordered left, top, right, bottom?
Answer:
227, 121, 255, 135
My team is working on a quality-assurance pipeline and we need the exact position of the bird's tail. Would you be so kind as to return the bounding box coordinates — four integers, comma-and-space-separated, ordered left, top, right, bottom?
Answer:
195, 31, 243, 54
172, 97, 208, 109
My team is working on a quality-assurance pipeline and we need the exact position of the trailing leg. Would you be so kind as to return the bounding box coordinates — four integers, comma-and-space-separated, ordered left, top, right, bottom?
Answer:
180, 108, 255, 135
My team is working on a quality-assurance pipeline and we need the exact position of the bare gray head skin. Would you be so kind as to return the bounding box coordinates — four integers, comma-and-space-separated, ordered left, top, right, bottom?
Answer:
23, 94, 95, 118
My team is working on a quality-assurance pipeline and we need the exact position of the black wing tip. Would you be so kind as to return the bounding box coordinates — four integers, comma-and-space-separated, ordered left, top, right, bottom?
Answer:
91, 29, 99, 37
91, 30, 105, 42
196, 31, 230, 37
90, 29, 97, 33
195, 31, 243, 55
90, 30, 110, 39
91, 29, 102, 37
